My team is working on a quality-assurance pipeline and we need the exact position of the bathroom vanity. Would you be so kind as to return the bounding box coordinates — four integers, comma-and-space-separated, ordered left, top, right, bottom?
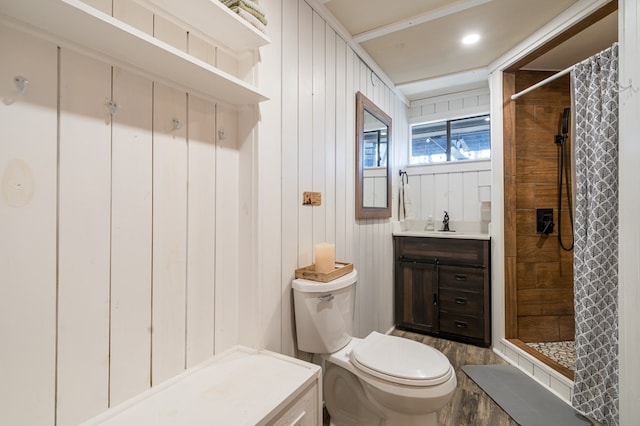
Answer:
393, 231, 491, 347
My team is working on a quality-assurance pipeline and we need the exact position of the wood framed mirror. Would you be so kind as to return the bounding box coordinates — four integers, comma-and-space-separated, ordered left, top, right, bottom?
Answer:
355, 91, 392, 219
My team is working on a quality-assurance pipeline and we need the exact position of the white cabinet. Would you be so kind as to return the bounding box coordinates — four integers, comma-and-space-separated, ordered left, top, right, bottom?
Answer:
0, 0, 269, 106
82, 346, 323, 426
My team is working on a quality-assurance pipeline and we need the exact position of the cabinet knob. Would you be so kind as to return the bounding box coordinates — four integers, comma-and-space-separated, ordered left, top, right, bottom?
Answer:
455, 274, 467, 281
455, 297, 467, 305
454, 320, 468, 329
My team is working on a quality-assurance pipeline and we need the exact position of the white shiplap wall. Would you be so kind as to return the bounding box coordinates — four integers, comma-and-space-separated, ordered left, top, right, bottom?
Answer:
0, 10, 244, 424
404, 89, 492, 224
252, 0, 409, 356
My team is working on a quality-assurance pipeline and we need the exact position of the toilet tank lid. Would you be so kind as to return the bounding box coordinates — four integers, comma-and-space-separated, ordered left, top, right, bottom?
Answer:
350, 332, 452, 385
292, 270, 358, 293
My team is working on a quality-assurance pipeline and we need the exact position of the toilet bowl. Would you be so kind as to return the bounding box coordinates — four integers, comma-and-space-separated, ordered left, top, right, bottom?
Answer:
292, 270, 456, 425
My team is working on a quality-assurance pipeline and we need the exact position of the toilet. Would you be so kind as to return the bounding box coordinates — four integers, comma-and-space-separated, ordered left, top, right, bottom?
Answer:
292, 270, 457, 426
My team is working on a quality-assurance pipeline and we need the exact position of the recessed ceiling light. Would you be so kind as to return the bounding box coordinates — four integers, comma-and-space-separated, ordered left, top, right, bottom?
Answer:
462, 33, 480, 45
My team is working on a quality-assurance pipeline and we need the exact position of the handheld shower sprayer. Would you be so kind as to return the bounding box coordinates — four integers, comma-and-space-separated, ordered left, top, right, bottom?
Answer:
555, 107, 574, 251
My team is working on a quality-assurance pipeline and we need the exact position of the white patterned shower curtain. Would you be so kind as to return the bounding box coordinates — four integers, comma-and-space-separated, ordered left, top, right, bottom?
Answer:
572, 43, 619, 426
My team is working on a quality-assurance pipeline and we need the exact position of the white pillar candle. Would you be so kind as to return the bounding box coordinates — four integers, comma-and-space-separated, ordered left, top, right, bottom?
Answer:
315, 243, 335, 274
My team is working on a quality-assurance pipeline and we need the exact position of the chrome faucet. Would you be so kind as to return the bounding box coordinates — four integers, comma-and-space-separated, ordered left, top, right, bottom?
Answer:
442, 211, 450, 231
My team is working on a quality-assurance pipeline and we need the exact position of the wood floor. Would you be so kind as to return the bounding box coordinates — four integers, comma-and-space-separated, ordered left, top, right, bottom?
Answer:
391, 329, 519, 426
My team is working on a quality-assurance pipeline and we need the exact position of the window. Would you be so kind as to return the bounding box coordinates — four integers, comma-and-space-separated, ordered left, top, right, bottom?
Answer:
410, 114, 491, 164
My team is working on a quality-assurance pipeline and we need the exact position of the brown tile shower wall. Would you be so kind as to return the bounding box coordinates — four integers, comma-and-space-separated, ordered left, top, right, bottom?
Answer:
513, 71, 574, 342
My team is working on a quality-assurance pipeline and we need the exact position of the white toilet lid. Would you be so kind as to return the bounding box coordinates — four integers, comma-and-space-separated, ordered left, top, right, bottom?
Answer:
350, 332, 453, 386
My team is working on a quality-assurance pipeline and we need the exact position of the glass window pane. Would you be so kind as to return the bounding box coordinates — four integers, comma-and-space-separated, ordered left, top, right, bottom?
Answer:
450, 115, 491, 162
410, 121, 448, 164
410, 114, 491, 165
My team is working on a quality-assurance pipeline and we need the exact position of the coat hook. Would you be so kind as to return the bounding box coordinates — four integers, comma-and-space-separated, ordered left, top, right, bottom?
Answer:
106, 100, 120, 115
171, 118, 183, 130
14, 76, 29, 95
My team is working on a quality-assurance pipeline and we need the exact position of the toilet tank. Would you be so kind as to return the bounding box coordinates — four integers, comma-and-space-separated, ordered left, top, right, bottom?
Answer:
292, 270, 357, 354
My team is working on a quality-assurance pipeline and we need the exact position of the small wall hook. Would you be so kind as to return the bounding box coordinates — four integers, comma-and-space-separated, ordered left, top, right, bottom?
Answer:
14, 76, 29, 95
171, 118, 183, 130
106, 100, 120, 115
218, 129, 226, 140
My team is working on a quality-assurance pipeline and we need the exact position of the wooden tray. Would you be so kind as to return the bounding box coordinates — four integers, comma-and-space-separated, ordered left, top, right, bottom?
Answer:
295, 262, 353, 282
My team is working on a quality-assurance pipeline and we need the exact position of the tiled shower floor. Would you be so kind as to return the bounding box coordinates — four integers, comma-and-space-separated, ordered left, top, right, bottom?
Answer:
526, 341, 575, 371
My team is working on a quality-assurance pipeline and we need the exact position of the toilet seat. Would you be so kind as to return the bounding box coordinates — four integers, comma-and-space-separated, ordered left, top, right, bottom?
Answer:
350, 332, 453, 386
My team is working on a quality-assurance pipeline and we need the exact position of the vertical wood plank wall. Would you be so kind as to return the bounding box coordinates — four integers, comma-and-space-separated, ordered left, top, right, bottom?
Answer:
0, 25, 58, 426
254, 0, 408, 356
512, 71, 574, 342
0, 16, 239, 424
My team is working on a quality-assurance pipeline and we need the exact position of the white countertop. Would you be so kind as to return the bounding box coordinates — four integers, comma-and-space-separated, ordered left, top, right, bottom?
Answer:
392, 230, 490, 240
392, 220, 491, 240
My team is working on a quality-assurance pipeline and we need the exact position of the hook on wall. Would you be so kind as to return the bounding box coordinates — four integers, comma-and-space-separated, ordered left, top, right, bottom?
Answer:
14, 76, 29, 95
106, 100, 120, 116
171, 118, 184, 130
617, 78, 638, 94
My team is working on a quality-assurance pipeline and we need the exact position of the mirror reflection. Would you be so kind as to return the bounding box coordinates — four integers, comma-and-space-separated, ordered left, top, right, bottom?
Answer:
356, 92, 392, 219
362, 110, 388, 208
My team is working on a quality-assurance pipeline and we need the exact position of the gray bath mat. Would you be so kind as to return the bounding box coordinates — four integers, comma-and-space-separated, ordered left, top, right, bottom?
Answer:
462, 365, 590, 426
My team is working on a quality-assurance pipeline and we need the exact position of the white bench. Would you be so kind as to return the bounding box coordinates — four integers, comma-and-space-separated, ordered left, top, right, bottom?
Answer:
82, 346, 322, 425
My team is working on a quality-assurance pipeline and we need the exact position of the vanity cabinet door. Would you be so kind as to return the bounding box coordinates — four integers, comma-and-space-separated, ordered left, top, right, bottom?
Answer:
394, 236, 491, 347
394, 261, 438, 333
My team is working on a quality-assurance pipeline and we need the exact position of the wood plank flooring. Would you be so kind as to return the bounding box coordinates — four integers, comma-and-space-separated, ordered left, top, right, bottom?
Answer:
391, 330, 519, 426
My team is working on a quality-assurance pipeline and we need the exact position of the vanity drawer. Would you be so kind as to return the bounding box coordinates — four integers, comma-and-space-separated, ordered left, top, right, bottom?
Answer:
396, 237, 487, 265
439, 289, 484, 315
438, 266, 484, 291
439, 312, 484, 340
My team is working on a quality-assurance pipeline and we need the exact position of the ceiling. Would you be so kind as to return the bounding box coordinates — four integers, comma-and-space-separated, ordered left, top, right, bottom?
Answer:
321, 0, 618, 101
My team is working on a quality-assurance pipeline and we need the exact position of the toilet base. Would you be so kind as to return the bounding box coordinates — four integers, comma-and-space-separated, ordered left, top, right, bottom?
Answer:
324, 362, 442, 426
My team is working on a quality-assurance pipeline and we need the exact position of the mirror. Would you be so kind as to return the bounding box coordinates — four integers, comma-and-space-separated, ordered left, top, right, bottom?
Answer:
356, 91, 392, 219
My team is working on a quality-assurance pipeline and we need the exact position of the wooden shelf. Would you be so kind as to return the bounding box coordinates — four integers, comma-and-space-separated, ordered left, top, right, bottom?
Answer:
0, 0, 269, 106
145, 0, 270, 52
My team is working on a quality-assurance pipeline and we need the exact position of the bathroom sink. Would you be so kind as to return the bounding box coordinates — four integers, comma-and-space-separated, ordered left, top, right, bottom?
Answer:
392, 229, 489, 240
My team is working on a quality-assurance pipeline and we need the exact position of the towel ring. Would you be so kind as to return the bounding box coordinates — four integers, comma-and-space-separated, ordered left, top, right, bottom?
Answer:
399, 169, 408, 184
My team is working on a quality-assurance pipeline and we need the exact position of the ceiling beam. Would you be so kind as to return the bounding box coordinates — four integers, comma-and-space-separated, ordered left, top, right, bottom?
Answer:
352, 0, 493, 43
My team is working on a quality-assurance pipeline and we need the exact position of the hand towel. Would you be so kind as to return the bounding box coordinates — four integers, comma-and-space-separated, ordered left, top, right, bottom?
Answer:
398, 183, 414, 221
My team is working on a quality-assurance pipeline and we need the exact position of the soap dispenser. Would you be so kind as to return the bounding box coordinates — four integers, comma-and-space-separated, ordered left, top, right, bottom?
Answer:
425, 214, 435, 231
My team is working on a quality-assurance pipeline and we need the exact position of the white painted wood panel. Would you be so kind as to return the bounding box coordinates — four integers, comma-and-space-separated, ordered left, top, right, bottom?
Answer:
462, 171, 480, 222
334, 36, 347, 262
153, 14, 187, 53
298, 0, 313, 268
186, 95, 216, 367
151, 82, 187, 385
0, 24, 57, 426
312, 11, 326, 248
109, 67, 153, 406
255, 0, 283, 354
619, 1, 640, 423
237, 106, 259, 349
82, 0, 111, 15
187, 31, 217, 68
325, 24, 337, 245
279, 0, 300, 357
448, 172, 463, 222
57, 49, 112, 425
113, 0, 153, 35
214, 105, 239, 353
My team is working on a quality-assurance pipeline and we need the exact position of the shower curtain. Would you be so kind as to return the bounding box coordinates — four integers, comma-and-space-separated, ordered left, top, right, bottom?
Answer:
572, 43, 619, 426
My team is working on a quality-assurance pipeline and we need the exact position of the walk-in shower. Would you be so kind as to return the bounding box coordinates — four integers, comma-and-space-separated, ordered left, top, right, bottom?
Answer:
504, 69, 576, 379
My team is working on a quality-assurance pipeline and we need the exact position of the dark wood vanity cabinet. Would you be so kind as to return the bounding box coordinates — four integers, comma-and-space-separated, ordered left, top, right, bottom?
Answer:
394, 236, 491, 347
